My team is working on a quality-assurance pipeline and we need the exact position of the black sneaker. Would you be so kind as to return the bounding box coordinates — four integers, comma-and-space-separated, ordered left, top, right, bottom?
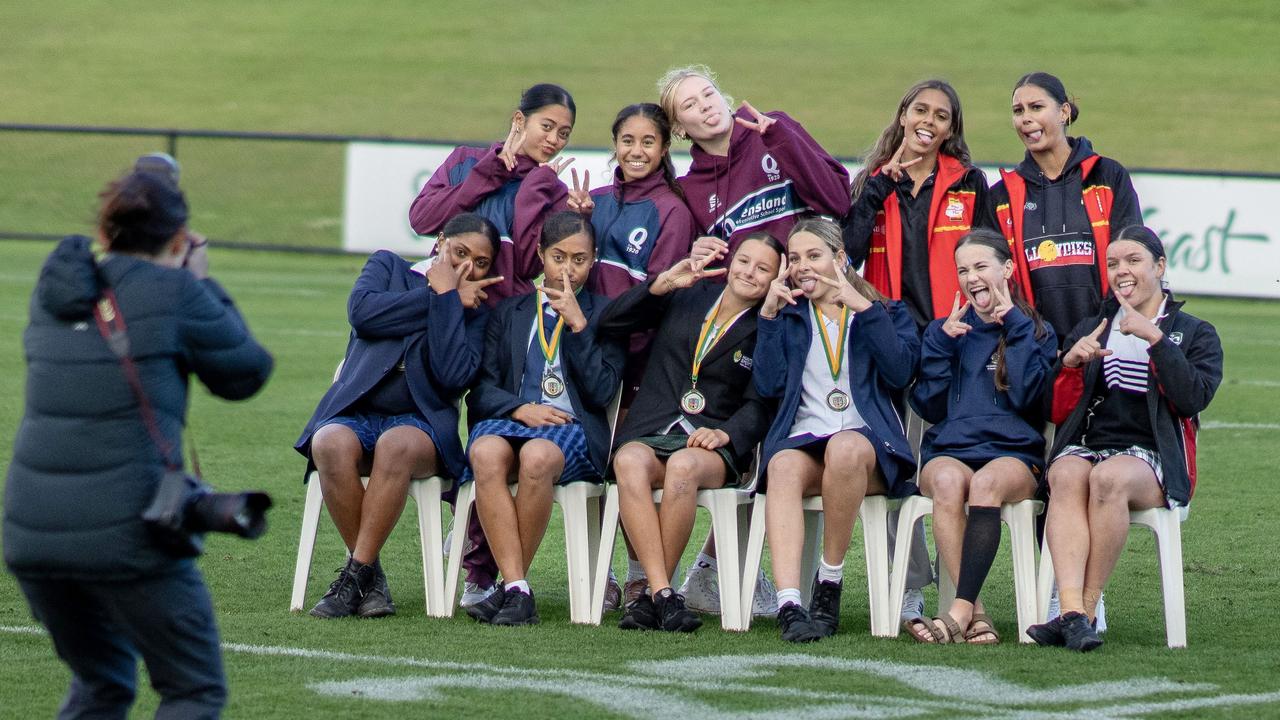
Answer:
618, 593, 660, 631
1061, 611, 1103, 652
357, 559, 396, 618
653, 588, 702, 633
465, 585, 507, 624
1026, 615, 1067, 647
491, 588, 539, 626
310, 558, 376, 619
809, 579, 842, 638
777, 603, 822, 643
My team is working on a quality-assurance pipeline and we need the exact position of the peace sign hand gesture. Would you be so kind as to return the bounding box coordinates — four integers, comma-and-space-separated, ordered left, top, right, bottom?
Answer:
457, 269, 504, 309
734, 101, 776, 136
989, 281, 1015, 325
880, 137, 924, 182
652, 256, 727, 296
566, 168, 594, 215
541, 269, 588, 332
542, 156, 575, 177
1115, 292, 1164, 345
942, 291, 972, 338
689, 236, 728, 270
814, 271, 873, 313
498, 120, 526, 172
760, 256, 802, 319
1062, 319, 1113, 368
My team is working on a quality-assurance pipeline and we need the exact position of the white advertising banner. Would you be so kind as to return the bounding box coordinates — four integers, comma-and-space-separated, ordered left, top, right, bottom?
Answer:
344, 143, 1278, 298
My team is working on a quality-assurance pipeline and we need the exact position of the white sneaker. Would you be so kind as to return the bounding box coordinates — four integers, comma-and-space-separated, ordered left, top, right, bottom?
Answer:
460, 581, 496, 608
1047, 585, 1106, 634
900, 588, 925, 624
679, 561, 720, 613
752, 571, 779, 618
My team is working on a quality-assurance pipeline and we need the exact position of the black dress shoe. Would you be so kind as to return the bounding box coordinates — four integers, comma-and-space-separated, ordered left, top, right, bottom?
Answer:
1061, 611, 1103, 652
777, 603, 822, 643
310, 558, 376, 619
465, 585, 507, 624
808, 579, 842, 638
357, 559, 396, 618
618, 594, 660, 631
654, 588, 702, 633
492, 588, 539, 626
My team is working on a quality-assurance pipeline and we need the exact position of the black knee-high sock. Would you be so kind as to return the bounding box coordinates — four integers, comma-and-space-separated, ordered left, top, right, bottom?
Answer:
955, 506, 1002, 604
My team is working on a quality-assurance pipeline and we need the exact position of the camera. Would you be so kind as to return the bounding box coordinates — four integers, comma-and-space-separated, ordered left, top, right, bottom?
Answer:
142, 471, 273, 557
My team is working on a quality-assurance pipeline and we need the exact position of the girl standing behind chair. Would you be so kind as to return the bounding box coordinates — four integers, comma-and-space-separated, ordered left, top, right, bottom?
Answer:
904, 229, 1057, 644
409, 83, 578, 303
599, 232, 782, 632
754, 216, 919, 643
990, 72, 1142, 342
1028, 225, 1221, 652
463, 212, 626, 626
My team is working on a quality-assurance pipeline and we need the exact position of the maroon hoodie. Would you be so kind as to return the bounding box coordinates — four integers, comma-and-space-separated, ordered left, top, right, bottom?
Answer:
678, 107, 850, 259
408, 142, 568, 302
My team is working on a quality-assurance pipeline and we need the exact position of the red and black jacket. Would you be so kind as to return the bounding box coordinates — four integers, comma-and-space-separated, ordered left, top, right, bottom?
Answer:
1047, 292, 1222, 506
845, 153, 991, 324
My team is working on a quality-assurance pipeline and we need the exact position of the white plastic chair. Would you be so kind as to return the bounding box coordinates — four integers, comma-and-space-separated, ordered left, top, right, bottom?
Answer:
290, 360, 456, 617
887, 496, 1043, 642
1037, 505, 1188, 648
290, 473, 453, 616
444, 385, 623, 624
590, 452, 761, 630
740, 489, 898, 636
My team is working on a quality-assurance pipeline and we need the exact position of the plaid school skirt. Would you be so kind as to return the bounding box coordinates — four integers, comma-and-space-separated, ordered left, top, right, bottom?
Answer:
461, 418, 602, 486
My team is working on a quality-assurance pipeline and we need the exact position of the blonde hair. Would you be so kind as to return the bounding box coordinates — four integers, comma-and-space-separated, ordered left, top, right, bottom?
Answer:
788, 216, 885, 302
656, 64, 734, 141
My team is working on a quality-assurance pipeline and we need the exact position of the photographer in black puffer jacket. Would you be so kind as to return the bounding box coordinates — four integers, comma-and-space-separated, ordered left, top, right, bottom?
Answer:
3, 163, 273, 719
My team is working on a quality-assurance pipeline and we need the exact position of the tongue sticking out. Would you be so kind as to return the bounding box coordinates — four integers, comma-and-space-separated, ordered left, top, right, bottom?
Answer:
799, 278, 818, 294
971, 288, 990, 308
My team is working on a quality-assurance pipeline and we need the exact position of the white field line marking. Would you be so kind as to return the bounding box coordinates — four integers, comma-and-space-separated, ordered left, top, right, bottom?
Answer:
1090, 690, 1280, 717
1201, 420, 1280, 430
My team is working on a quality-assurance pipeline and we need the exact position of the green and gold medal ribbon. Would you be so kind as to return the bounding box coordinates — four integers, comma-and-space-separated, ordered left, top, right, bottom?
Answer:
535, 289, 566, 365
690, 291, 749, 387
812, 303, 850, 382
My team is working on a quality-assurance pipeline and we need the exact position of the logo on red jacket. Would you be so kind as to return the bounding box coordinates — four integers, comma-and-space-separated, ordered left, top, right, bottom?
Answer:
945, 196, 965, 221
761, 154, 781, 182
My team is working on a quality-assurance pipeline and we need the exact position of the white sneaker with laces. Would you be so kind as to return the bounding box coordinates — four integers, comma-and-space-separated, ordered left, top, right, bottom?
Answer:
899, 587, 925, 624
460, 581, 496, 608
752, 570, 779, 618
679, 561, 720, 613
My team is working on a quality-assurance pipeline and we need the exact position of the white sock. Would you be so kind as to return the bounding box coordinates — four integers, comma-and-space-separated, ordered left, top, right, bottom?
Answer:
818, 559, 844, 584
504, 579, 530, 595
626, 558, 646, 582
694, 552, 718, 573
777, 587, 802, 608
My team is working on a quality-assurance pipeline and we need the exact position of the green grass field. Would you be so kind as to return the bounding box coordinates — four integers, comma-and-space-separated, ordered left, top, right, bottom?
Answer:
3, 2, 1280, 717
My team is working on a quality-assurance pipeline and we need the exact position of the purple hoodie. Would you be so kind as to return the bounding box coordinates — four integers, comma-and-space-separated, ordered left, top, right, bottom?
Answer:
586, 168, 697, 299
408, 142, 568, 302
679, 107, 850, 259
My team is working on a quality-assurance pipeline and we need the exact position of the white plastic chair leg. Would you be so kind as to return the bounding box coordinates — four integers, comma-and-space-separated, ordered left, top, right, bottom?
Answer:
290, 473, 326, 611
1036, 534, 1055, 623
740, 493, 768, 629
1133, 508, 1187, 648
886, 495, 932, 637
703, 490, 747, 631
1001, 499, 1041, 643
590, 484, 621, 624
859, 496, 893, 636
408, 477, 448, 617
555, 482, 607, 625
443, 481, 475, 618
798, 497, 825, 606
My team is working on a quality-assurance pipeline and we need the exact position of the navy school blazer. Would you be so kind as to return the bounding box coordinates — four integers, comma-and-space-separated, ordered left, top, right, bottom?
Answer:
295, 251, 487, 480
465, 289, 626, 474
753, 298, 920, 494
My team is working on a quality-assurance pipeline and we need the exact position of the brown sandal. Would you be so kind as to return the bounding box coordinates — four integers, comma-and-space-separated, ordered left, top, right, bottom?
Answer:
964, 613, 1001, 645
905, 613, 964, 644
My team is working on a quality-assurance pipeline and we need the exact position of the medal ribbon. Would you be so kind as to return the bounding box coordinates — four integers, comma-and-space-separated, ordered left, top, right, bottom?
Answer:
535, 289, 566, 366
690, 291, 749, 387
812, 303, 850, 382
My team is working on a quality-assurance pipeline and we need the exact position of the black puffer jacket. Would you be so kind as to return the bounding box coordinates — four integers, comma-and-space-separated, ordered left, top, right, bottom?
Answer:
3, 236, 273, 580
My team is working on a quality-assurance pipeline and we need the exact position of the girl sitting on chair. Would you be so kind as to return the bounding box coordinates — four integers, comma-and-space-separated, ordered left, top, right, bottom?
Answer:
599, 231, 781, 632
463, 211, 626, 626
904, 228, 1057, 644
754, 216, 919, 643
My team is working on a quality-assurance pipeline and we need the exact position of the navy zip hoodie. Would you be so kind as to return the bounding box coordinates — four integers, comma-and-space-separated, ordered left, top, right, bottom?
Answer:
910, 305, 1057, 472
586, 168, 697, 298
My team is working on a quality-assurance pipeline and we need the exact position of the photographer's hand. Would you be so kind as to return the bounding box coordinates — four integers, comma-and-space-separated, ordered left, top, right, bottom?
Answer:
184, 231, 210, 279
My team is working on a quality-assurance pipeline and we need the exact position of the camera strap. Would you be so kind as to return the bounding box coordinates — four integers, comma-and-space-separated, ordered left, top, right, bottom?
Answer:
92, 288, 199, 476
